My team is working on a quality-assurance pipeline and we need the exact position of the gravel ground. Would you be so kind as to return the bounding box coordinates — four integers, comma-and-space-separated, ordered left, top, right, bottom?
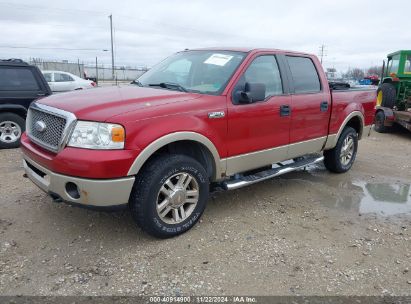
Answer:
0, 128, 410, 296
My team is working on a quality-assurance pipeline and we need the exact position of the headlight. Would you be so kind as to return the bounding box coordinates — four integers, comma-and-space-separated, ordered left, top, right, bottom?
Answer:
68, 121, 125, 149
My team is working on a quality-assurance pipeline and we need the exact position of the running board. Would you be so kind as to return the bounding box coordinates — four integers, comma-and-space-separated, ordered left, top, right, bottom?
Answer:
222, 155, 324, 191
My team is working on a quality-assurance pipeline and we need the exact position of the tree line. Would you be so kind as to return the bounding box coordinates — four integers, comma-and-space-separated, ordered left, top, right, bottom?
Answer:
342, 66, 383, 80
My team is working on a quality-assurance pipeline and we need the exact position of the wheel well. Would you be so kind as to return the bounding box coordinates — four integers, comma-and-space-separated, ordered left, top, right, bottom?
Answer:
143, 140, 215, 180
345, 116, 363, 138
0, 109, 26, 119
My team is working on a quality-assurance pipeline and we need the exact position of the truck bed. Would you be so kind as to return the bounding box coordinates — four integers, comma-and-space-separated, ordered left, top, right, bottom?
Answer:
328, 88, 377, 135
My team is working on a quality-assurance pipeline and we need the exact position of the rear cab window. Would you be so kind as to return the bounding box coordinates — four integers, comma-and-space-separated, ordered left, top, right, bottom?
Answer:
286, 56, 321, 94
0, 67, 40, 91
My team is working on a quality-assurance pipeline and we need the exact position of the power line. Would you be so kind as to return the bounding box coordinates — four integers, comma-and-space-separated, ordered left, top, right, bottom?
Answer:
0, 1, 107, 16
5, 19, 109, 31
0, 1, 242, 40
0, 45, 108, 51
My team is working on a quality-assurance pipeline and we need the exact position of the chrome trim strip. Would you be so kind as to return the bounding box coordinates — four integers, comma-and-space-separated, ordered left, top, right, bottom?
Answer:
208, 111, 225, 119
26, 103, 77, 153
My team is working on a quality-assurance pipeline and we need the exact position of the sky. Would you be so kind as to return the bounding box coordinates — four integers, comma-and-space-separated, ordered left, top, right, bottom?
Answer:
0, 0, 410, 73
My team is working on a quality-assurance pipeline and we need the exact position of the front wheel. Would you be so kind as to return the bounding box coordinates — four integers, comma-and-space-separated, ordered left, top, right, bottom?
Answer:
129, 154, 209, 238
324, 127, 358, 173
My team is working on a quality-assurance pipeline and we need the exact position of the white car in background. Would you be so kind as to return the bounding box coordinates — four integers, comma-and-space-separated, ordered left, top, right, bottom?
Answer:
42, 70, 96, 92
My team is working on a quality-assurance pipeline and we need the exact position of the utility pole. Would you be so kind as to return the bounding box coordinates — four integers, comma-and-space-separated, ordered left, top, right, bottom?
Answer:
109, 14, 115, 80
95, 56, 98, 85
77, 58, 81, 77
319, 44, 326, 64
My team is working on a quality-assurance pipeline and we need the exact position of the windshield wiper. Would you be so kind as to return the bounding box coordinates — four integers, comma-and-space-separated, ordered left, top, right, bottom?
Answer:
130, 80, 144, 86
148, 82, 187, 92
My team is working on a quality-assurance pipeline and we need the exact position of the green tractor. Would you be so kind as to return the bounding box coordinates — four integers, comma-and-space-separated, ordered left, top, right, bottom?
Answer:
375, 50, 411, 133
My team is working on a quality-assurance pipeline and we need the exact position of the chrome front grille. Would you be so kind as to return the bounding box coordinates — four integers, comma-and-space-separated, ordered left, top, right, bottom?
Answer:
27, 103, 77, 153
30, 108, 66, 148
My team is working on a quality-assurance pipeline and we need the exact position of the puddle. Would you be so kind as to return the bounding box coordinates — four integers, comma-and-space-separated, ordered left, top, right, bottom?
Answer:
282, 165, 411, 216
354, 181, 411, 216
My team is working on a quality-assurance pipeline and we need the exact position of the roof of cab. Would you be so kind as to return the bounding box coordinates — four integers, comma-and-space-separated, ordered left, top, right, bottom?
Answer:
387, 50, 411, 57
187, 47, 313, 56
0, 59, 29, 66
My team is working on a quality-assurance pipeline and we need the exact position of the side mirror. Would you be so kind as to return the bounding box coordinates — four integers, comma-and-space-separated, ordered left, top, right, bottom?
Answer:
234, 82, 266, 104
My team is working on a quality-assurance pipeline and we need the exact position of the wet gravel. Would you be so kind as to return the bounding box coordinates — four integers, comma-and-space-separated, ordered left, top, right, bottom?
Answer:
0, 128, 410, 296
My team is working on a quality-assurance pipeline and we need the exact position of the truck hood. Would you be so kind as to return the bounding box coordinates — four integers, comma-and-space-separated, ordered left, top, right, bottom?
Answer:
37, 85, 200, 122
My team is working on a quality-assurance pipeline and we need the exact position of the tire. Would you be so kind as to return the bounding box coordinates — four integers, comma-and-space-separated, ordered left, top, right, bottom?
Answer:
374, 111, 389, 133
324, 127, 358, 173
377, 83, 396, 108
129, 154, 209, 238
0, 112, 25, 149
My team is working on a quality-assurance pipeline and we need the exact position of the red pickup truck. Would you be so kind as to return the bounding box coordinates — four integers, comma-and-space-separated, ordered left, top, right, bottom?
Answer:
21, 48, 376, 238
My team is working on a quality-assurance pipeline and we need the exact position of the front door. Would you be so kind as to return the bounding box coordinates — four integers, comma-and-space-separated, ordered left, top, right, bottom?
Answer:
226, 54, 291, 175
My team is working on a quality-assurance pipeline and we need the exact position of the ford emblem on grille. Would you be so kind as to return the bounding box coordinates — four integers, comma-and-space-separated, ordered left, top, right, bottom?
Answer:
34, 121, 47, 133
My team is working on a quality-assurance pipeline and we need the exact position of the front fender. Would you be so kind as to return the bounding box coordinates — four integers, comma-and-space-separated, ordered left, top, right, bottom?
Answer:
126, 131, 224, 180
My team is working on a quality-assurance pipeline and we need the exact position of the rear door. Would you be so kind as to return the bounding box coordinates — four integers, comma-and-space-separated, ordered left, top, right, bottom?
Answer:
284, 55, 331, 158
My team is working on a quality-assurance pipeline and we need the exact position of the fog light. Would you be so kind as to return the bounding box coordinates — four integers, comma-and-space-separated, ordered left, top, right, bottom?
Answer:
65, 182, 80, 199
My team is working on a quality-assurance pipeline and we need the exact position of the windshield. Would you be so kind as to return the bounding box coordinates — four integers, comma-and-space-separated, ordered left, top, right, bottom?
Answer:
387, 55, 400, 74
136, 50, 246, 95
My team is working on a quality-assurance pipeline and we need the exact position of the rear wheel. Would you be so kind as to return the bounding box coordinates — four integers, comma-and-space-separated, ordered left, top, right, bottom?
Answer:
129, 154, 209, 238
374, 111, 389, 133
0, 112, 25, 149
324, 127, 358, 173
377, 83, 396, 108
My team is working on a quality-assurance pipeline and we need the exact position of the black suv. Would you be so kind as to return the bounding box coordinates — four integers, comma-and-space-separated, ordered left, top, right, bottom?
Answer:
0, 59, 51, 148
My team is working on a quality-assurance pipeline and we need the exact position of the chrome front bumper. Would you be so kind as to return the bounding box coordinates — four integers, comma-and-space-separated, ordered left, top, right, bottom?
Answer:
23, 157, 135, 207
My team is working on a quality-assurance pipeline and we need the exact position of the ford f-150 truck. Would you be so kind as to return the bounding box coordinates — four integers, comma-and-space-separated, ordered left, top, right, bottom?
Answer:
21, 48, 376, 238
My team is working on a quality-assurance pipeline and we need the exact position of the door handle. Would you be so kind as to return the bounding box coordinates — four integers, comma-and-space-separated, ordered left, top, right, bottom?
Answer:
280, 105, 291, 117
320, 101, 329, 112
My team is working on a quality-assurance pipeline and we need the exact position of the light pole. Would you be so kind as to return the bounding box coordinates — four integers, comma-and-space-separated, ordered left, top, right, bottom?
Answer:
109, 14, 115, 81
96, 49, 109, 86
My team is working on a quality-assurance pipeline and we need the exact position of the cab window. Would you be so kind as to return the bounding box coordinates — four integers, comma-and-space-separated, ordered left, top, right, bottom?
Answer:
286, 56, 321, 94
388, 55, 400, 74
0, 67, 40, 91
242, 55, 283, 98
404, 55, 411, 73
54, 73, 74, 82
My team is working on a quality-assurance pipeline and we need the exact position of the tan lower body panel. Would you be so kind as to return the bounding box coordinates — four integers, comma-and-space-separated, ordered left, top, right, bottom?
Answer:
23, 156, 135, 207
224, 137, 326, 176
324, 124, 372, 150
